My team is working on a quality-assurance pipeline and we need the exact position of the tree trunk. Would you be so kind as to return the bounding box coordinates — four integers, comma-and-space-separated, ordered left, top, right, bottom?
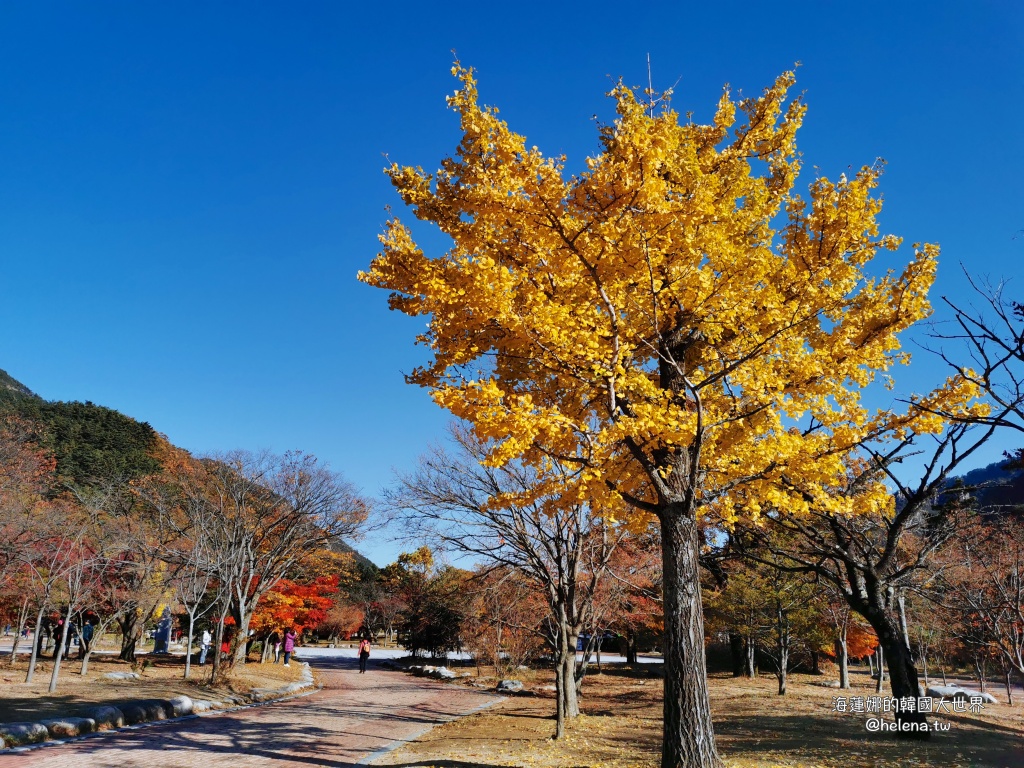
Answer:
80, 617, 113, 676
1005, 669, 1013, 706
9, 597, 29, 664
660, 509, 723, 768
48, 608, 74, 693
625, 632, 638, 666
728, 633, 744, 677
868, 651, 875, 678
777, 643, 789, 695
25, 603, 46, 684
810, 650, 820, 675
835, 631, 850, 689
867, 610, 930, 739
211, 595, 232, 683
897, 591, 913, 661
776, 608, 789, 695
875, 646, 885, 694
118, 612, 142, 662
184, 613, 196, 680
553, 624, 580, 739
745, 636, 756, 678
232, 607, 254, 667
975, 655, 987, 693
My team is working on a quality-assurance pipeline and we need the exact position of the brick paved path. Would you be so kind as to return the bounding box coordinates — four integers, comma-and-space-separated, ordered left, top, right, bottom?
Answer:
0, 656, 499, 767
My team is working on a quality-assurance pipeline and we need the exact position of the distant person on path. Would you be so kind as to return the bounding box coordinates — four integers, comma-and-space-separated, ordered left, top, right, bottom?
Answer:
79, 620, 94, 659
358, 637, 371, 674
282, 628, 297, 667
199, 629, 212, 666
269, 629, 281, 663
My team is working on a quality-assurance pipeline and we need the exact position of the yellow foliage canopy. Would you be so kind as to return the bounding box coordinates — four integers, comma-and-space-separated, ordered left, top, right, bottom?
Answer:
360, 65, 978, 526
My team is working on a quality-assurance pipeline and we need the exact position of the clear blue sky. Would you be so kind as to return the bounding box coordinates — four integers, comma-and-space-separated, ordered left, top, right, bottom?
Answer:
1, 2, 1021, 565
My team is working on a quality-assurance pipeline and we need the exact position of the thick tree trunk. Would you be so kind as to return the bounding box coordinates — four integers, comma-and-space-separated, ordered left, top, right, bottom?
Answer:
745, 636, 756, 678
660, 510, 723, 768
625, 632, 638, 666
118, 612, 142, 662
728, 633, 745, 677
809, 650, 820, 675
866, 609, 929, 739
554, 626, 580, 739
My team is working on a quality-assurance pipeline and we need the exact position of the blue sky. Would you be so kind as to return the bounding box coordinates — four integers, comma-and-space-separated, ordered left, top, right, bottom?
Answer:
1, 2, 1021, 564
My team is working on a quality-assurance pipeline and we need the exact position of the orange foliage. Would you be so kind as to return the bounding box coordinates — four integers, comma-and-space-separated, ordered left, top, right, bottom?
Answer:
249, 575, 339, 634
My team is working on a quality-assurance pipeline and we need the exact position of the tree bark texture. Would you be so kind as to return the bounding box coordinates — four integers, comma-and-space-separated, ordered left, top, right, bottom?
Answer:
660, 510, 723, 768
118, 612, 142, 662
864, 607, 930, 739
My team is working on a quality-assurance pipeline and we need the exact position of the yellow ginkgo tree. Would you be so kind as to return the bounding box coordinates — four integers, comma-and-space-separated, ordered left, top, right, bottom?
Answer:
361, 65, 977, 768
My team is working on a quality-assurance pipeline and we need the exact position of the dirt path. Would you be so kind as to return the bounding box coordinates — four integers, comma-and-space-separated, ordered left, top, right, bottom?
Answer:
0, 656, 500, 767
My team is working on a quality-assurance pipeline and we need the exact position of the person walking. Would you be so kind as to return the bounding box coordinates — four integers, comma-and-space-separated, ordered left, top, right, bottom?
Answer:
358, 637, 371, 674
282, 628, 297, 667
199, 629, 212, 666
79, 620, 94, 659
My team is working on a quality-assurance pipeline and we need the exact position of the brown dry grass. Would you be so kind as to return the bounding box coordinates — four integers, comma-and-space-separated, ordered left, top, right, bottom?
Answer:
0, 651, 304, 725
372, 666, 1024, 768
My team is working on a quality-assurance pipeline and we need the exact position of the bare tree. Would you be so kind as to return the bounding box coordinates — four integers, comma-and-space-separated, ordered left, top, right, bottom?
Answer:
388, 425, 628, 739
739, 417, 1000, 735
169, 450, 368, 668
172, 538, 216, 680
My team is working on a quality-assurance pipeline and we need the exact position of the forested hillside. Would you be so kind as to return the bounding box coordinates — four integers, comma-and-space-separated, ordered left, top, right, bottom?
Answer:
0, 367, 159, 485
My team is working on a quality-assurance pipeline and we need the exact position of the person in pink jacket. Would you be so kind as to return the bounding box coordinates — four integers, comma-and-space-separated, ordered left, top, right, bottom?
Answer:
282, 628, 297, 666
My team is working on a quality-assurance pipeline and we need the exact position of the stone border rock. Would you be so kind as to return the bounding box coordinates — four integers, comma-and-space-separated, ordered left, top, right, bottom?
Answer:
0, 662, 317, 751
379, 659, 539, 696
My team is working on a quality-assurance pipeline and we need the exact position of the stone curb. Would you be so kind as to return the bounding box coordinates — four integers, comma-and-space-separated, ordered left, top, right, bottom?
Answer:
0, 662, 317, 751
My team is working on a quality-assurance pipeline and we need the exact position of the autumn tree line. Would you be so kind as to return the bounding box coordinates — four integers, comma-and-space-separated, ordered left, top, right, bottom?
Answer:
0, 384, 370, 690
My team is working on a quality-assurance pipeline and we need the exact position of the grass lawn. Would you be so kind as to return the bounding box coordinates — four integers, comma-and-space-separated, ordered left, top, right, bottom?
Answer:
372, 664, 1024, 768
